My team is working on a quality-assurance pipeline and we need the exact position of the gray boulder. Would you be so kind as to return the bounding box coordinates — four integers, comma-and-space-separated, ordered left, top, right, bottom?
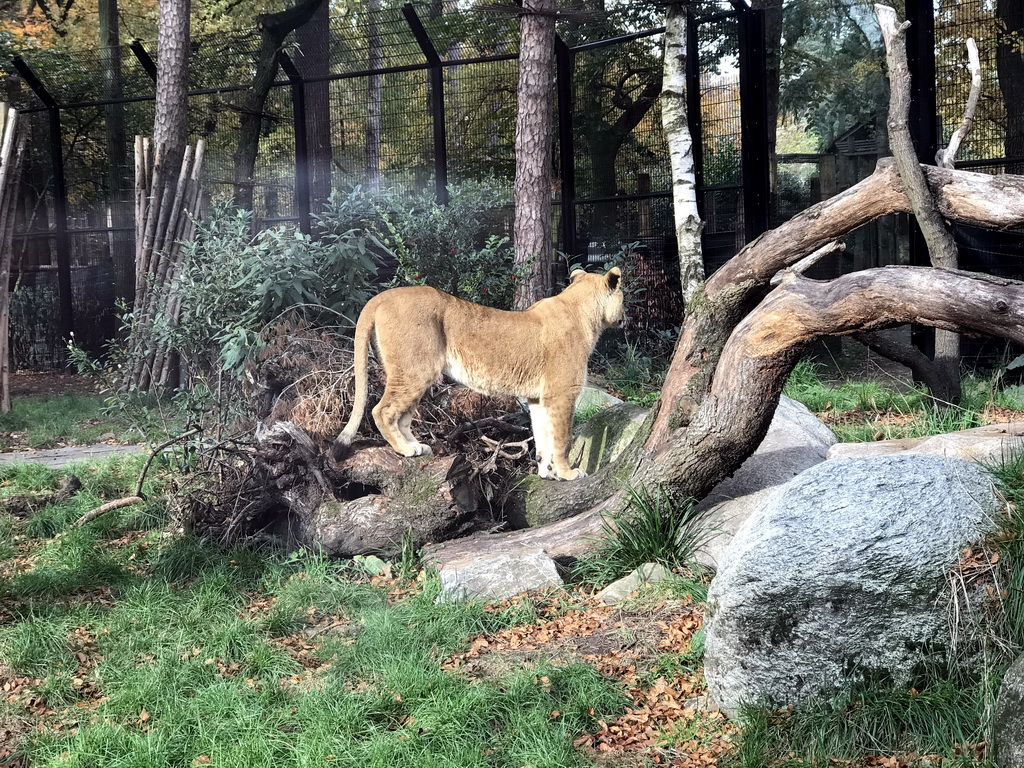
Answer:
695, 396, 838, 570
437, 548, 562, 602
704, 454, 997, 720
996, 653, 1024, 768
828, 422, 1024, 465
594, 562, 674, 604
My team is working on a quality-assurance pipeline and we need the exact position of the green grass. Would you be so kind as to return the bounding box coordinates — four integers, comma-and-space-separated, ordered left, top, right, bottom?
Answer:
573, 484, 710, 586
0, 393, 165, 450
0, 457, 628, 768
730, 679, 996, 767
784, 360, 1024, 442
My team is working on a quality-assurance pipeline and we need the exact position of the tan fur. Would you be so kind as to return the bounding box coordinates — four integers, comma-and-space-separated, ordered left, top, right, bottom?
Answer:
331, 267, 625, 480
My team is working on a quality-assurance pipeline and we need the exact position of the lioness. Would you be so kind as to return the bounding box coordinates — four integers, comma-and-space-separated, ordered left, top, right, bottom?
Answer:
331, 267, 625, 480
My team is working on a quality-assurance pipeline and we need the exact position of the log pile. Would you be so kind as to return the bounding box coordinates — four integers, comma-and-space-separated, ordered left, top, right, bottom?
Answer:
0, 105, 26, 413
177, 318, 533, 555
126, 137, 205, 391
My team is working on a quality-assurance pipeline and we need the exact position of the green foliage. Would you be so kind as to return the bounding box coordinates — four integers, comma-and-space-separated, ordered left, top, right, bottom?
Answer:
575, 484, 709, 585
377, 180, 525, 309
732, 679, 997, 767
594, 340, 669, 407
703, 137, 741, 186
176, 190, 380, 378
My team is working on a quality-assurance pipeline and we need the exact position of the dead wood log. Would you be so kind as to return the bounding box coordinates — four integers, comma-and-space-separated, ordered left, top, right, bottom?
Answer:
649, 160, 1024, 451
1, 474, 81, 518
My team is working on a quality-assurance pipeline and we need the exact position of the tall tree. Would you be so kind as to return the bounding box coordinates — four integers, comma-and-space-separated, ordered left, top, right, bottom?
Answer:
512, 0, 556, 309
661, 1, 703, 303
154, 0, 191, 173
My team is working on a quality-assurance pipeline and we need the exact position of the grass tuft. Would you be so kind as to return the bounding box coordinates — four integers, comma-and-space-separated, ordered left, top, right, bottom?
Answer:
574, 483, 709, 585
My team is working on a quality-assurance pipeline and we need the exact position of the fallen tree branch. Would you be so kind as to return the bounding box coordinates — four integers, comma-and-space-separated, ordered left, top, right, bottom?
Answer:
1, 474, 81, 518
73, 428, 201, 527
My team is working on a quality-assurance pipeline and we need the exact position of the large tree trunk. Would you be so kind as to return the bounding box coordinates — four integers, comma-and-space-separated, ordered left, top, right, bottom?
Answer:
154, 0, 190, 173
512, 0, 556, 308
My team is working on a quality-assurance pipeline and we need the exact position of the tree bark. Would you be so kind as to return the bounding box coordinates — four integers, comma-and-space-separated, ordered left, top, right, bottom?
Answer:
876, 4, 961, 403
154, 0, 191, 174
512, 0, 557, 308
647, 158, 1024, 451
661, 2, 704, 304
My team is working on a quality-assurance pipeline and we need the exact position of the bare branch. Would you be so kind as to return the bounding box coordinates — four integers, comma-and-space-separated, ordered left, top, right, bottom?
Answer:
937, 38, 982, 169
875, 4, 958, 269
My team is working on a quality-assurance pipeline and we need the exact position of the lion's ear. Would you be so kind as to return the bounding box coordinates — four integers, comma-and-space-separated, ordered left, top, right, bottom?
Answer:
569, 268, 588, 283
606, 266, 621, 291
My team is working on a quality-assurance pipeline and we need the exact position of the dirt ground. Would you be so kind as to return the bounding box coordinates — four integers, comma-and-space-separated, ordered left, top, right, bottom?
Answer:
8, 370, 96, 398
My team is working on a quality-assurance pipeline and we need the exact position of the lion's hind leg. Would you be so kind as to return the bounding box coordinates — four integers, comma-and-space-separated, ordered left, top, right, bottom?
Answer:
372, 380, 433, 457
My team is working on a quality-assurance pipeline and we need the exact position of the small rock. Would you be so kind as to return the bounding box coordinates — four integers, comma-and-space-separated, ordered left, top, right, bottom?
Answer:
594, 562, 674, 604
438, 548, 562, 602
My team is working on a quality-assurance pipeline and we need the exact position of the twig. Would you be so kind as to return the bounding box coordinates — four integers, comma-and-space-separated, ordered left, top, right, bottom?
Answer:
770, 241, 845, 286
73, 428, 201, 527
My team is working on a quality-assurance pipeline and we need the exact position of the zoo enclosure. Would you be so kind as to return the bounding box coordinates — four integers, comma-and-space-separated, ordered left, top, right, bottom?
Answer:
4, 0, 1024, 368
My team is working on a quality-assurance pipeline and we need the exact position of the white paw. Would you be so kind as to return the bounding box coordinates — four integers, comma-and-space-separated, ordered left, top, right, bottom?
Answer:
398, 443, 433, 457
537, 461, 554, 479
556, 468, 587, 481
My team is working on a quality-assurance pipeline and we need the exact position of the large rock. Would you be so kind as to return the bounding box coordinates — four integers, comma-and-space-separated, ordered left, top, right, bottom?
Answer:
437, 548, 562, 602
695, 396, 838, 570
704, 454, 997, 720
996, 653, 1024, 768
828, 422, 1024, 465
568, 403, 649, 475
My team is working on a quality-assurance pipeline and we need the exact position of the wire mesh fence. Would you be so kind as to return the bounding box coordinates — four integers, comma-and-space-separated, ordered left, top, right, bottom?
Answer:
5, 0, 1024, 370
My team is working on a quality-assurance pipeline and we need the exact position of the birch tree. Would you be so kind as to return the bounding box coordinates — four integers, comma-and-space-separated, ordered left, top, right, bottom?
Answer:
661, 1, 704, 304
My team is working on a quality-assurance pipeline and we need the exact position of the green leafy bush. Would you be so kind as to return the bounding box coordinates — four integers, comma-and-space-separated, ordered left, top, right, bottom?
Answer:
376, 180, 524, 308
169, 188, 381, 378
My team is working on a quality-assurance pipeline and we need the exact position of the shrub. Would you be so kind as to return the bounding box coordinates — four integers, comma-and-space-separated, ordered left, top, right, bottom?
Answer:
376, 180, 525, 309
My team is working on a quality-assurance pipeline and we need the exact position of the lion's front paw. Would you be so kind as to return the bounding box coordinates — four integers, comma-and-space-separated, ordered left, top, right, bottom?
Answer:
556, 467, 587, 481
398, 442, 433, 457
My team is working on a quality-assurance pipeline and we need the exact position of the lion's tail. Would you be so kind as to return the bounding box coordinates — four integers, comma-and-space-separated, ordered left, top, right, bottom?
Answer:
331, 308, 374, 462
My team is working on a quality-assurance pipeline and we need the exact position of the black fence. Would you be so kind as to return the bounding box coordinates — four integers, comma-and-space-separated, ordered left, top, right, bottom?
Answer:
4, 0, 1024, 369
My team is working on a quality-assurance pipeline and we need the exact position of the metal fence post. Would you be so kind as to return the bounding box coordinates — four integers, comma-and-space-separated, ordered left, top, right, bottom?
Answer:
403, 3, 448, 205
12, 57, 74, 339
905, 0, 938, 358
736, 2, 770, 242
280, 52, 313, 236
555, 37, 577, 259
